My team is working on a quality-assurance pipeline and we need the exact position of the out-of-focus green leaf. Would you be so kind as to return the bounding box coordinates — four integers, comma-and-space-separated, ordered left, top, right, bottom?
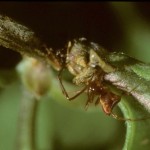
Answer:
0, 69, 18, 88
0, 74, 125, 150
110, 2, 150, 62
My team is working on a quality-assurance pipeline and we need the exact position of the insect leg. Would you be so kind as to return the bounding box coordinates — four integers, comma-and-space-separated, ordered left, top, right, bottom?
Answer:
57, 69, 87, 100
111, 112, 150, 121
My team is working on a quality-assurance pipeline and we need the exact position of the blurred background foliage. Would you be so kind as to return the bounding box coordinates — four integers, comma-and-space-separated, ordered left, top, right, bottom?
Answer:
0, 2, 150, 150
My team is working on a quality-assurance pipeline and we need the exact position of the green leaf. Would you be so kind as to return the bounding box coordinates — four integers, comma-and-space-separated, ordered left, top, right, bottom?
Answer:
119, 96, 150, 150
105, 52, 150, 150
105, 52, 150, 113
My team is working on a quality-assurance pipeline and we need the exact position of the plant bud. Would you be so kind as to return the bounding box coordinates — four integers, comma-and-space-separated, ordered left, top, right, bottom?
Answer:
16, 56, 51, 99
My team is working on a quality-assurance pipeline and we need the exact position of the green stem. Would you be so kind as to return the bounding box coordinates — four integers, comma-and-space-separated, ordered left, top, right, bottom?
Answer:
16, 89, 38, 150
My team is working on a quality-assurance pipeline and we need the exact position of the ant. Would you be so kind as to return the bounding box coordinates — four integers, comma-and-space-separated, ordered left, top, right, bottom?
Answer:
0, 15, 149, 121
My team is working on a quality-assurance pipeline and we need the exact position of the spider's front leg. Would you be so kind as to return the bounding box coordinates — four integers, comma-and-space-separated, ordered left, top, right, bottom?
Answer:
57, 69, 87, 100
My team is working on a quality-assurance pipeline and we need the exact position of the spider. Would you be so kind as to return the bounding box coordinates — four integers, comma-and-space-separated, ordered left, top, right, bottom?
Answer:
57, 38, 121, 117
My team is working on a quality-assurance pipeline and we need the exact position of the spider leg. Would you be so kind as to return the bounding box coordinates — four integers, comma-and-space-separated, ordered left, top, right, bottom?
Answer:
57, 69, 87, 100
85, 86, 91, 110
95, 96, 100, 106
